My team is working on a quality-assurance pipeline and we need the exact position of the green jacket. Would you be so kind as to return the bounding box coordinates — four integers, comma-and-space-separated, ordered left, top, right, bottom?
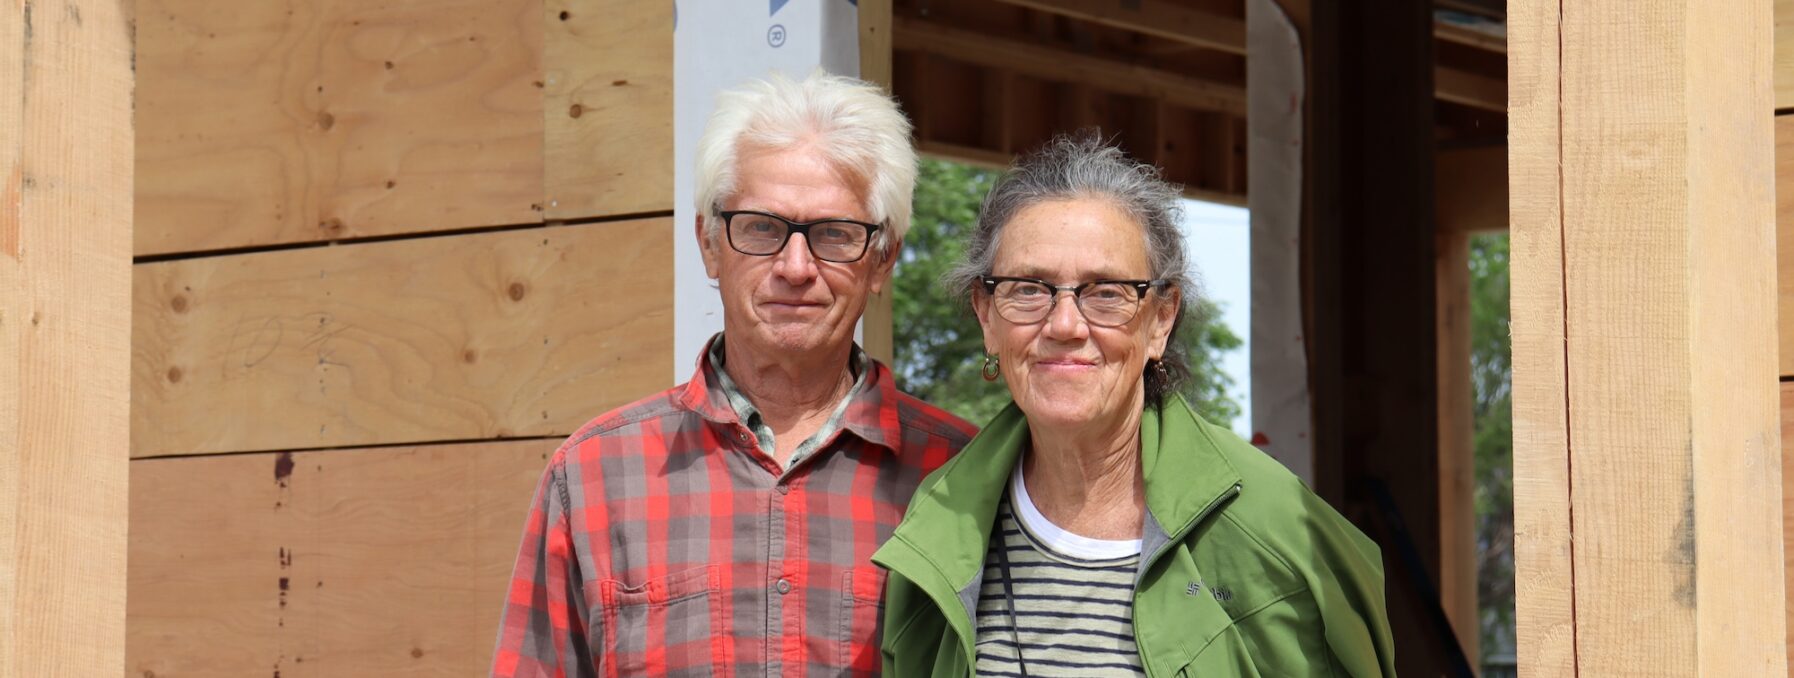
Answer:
872, 395, 1397, 677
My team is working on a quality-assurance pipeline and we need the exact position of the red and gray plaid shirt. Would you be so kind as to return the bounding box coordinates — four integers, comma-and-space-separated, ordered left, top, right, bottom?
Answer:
492, 337, 976, 677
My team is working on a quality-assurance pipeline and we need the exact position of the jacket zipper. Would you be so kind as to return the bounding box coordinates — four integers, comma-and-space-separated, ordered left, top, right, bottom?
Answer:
1133, 482, 1242, 677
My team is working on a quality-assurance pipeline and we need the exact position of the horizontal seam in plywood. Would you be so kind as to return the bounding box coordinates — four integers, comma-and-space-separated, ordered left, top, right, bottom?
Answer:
133, 210, 675, 265
132, 435, 567, 462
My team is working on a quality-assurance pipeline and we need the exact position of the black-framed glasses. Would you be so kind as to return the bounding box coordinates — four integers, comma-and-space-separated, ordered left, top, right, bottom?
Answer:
980, 275, 1172, 327
718, 210, 883, 263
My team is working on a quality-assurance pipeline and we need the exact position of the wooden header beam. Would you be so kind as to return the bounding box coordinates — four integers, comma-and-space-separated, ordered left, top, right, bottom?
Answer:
893, 16, 1248, 117
986, 0, 1247, 55
1510, 0, 1786, 674
984, 0, 1506, 112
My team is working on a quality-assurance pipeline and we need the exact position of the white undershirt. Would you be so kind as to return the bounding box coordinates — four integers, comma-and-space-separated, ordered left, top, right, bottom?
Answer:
1010, 460, 1143, 561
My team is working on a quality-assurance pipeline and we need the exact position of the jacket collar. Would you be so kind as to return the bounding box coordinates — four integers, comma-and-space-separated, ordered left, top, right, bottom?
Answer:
875, 394, 1245, 597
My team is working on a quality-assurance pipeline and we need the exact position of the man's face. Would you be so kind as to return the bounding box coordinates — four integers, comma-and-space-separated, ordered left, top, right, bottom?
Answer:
697, 144, 895, 362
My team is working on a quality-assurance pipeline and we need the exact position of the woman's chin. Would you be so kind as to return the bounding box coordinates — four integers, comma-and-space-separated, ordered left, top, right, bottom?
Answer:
1014, 392, 1104, 430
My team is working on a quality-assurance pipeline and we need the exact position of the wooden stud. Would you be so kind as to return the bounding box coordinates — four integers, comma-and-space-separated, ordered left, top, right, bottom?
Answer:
1511, 0, 1787, 674
1778, 0, 1794, 109
1435, 230, 1478, 667
0, 0, 133, 673
1507, 1, 1578, 673
127, 440, 555, 677
132, 219, 674, 458
1777, 115, 1794, 377
1783, 382, 1794, 668
860, 0, 895, 367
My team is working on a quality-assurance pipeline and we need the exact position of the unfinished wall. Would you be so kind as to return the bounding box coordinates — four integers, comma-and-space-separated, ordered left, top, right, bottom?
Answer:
125, 0, 673, 675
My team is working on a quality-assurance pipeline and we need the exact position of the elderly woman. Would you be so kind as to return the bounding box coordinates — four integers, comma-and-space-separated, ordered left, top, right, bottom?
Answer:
874, 135, 1395, 677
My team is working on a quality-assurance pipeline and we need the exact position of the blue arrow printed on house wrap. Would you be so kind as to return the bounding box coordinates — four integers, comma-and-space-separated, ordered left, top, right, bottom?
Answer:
771, 0, 789, 15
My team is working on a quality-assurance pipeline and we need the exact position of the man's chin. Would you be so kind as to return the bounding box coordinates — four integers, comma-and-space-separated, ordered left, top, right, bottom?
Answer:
743, 324, 843, 355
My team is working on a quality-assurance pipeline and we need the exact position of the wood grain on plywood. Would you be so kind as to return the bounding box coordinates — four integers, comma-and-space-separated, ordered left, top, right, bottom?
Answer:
543, 0, 672, 220
1, 0, 134, 674
132, 219, 673, 458
127, 440, 555, 677
135, 0, 545, 256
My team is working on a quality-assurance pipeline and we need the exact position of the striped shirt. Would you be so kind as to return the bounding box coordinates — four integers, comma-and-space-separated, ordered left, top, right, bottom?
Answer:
974, 467, 1147, 677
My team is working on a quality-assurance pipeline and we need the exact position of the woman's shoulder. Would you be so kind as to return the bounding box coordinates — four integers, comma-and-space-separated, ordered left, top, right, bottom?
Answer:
1167, 404, 1378, 569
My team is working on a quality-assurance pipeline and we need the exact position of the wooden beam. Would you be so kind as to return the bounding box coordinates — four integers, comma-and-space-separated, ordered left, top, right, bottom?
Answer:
132, 219, 673, 458
892, 16, 1248, 117
1510, 0, 1786, 674
860, 0, 895, 367
1437, 144, 1510, 234
1783, 382, 1794, 668
1507, 2, 1577, 673
1435, 231, 1478, 666
1, 0, 133, 673
1777, 0, 1794, 109
984, 0, 1504, 111
1434, 21, 1506, 53
985, 0, 1246, 56
1435, 65, 1507, 113
1776, 115, 1794, 377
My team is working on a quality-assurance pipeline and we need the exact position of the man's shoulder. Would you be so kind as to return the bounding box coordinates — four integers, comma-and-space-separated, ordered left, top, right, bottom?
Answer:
551, 383, 696, 461
890, 390, 979, 447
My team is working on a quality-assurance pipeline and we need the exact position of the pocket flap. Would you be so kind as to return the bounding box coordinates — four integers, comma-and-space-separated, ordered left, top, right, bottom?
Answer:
601, 565, 718, 607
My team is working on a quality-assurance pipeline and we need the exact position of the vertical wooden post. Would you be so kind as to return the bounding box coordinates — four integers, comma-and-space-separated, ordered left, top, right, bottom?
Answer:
1435, 228, 1477, 666
0, 0, 133, 675
1510, 0, 1787, 674
858, 0, 896, 366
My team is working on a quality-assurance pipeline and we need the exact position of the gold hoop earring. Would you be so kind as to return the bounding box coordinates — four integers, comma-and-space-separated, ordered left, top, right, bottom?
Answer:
981, 354, 1001, 382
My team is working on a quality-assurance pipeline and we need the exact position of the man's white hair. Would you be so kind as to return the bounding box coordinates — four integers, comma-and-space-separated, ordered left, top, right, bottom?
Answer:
693, 70, 916, 257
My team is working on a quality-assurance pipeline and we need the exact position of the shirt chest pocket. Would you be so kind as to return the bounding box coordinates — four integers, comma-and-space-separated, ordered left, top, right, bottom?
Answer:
599, 565, 721, 677
836, 565, 887, 674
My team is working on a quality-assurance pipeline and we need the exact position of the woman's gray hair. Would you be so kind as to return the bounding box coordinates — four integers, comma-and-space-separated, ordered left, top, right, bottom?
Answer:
943, 131, 1199, 406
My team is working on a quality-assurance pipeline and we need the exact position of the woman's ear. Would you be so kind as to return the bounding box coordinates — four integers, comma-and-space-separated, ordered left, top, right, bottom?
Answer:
971, 290, 1000, 355
1147, 286, 1182, 358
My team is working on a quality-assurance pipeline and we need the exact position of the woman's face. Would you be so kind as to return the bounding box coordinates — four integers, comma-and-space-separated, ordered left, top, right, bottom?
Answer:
974, 198, 1180, 432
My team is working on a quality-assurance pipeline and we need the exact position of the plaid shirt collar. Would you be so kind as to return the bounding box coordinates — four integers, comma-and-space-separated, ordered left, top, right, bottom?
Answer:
676, 333, 906, 453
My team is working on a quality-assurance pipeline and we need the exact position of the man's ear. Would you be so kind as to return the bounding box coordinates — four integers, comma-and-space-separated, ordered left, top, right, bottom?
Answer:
696, 214, 721, 279
867, 236, 901, 296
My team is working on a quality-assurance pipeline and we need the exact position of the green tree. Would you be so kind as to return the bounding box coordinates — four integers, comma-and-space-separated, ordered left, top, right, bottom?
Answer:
1469, 233, 1515, 662
893, 157, 1243, 428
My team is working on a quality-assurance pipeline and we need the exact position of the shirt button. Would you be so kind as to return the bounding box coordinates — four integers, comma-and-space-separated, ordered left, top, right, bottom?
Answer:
775, 484, 790, 495
736, 430, 750, 443
775, 578, 791, 594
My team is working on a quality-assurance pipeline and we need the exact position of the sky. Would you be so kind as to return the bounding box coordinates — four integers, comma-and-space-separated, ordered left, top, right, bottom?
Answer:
1178, 199, 1253, 438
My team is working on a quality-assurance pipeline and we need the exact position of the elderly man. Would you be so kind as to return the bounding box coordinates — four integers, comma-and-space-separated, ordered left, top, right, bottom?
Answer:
491, 72, 976, 677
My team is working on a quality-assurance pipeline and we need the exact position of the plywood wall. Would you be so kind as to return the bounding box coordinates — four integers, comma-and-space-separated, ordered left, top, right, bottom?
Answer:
127, 0, 674, 674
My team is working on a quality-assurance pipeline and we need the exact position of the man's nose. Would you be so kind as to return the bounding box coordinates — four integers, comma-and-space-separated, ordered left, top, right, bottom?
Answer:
771, 233, 820, 283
